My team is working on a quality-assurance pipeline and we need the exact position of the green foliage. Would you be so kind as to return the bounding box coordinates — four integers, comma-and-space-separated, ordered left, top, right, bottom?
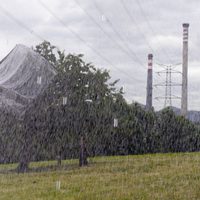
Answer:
17, 42, 200, 163
34, 41, 57, 66
1, 41, 200, 167
156, 107, 200, 153
22, 41, 122, 163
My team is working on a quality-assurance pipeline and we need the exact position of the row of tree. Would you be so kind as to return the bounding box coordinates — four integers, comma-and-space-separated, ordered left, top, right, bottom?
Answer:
0, 41, 200, 172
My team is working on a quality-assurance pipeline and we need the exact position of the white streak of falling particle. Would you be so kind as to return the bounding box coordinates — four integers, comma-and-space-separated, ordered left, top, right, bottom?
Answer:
63, 96, 67, 105
114, 118, 118, 127
37, 76, 42, 85
56, 180, 61, 190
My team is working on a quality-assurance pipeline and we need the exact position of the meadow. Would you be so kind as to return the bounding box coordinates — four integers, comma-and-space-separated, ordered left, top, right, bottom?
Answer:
0, 153, 200, 200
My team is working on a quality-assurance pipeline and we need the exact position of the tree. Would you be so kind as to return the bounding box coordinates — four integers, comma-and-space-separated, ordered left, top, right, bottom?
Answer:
34, 41, 57, 66
17, 41, 121, 171
156, 107, 200, 153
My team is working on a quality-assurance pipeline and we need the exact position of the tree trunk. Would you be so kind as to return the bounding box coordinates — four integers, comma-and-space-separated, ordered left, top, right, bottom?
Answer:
79, 136, 88, 167
57, 151, 62, 167
17, 136, 31, 173
17, 160, 29, 173
17, 146, 30, 173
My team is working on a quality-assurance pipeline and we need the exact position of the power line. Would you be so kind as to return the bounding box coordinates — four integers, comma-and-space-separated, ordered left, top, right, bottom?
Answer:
135, 0, 174, 63
0, 2, 144, 84
0, 5, 45, 41
93, 0, 146, 70
38, 0, 144, 83
73, 0, 145, 69
120, 0, 156, 54
0, 5, 64, 56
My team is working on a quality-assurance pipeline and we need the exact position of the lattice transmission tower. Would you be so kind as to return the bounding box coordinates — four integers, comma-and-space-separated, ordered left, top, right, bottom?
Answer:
154, 64, 182, 108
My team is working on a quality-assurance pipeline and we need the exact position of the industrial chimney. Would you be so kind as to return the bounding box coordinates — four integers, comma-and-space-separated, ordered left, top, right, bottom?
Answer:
146, 54, 153, 110
181, 23, 189, 117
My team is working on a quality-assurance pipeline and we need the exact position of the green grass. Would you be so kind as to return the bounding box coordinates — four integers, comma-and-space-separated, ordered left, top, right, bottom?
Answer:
1, 152, 200, 199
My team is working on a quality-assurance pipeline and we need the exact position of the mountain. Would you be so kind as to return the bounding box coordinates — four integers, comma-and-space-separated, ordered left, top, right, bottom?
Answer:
169, 107, 200, 123
0, 44, 56, 117
185, 110, 200, 123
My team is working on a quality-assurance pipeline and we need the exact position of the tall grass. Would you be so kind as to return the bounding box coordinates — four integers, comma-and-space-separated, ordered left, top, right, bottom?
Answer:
0, 152, 200, 200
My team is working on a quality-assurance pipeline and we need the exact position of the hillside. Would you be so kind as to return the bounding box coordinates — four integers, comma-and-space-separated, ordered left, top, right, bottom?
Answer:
170, 107, 200, 123
0, 44, 56, 116
0, 153, 200, 200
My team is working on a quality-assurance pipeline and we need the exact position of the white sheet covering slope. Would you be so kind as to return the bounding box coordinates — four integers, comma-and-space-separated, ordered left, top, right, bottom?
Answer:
0, 44, 56, 116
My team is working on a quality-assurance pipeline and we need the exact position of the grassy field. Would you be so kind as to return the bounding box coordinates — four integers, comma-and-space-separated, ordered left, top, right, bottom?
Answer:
1, 153, 200, 200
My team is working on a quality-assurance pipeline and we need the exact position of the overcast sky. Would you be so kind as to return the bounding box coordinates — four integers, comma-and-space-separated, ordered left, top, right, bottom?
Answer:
0, 0, 199, 110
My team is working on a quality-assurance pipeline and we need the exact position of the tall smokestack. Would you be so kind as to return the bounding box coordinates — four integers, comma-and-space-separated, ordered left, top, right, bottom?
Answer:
146, 54, 153, 110
181, 23, 189, 117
